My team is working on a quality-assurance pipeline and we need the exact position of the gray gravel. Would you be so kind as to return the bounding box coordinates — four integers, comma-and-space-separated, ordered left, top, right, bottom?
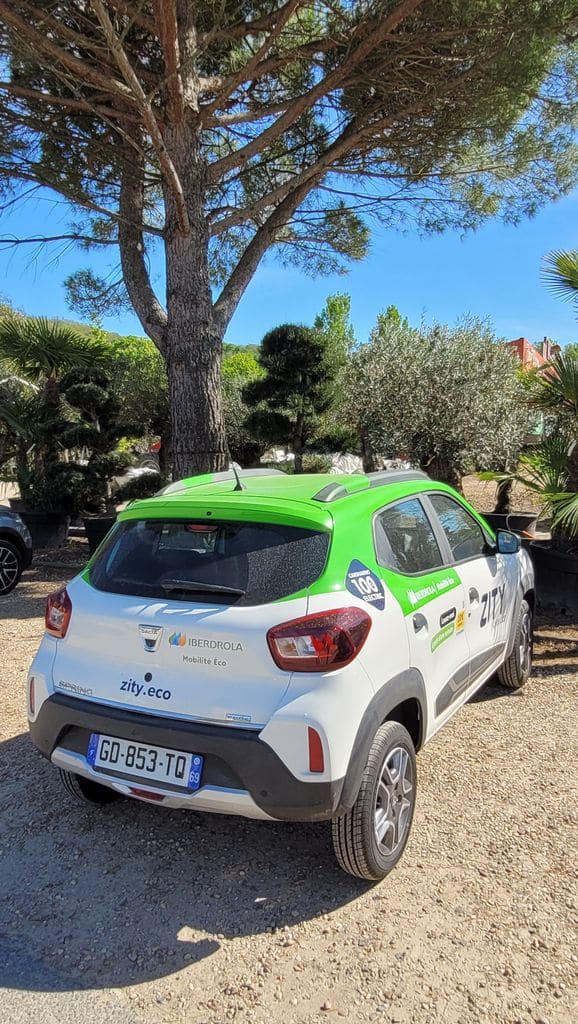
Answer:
1, 566, 577, 1024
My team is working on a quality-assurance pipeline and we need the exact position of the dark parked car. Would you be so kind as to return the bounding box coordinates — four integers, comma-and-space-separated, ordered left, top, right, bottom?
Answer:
0, 507, 33, 595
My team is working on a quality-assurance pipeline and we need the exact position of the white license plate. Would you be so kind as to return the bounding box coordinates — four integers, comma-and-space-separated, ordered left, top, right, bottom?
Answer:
86, 733, 203, 790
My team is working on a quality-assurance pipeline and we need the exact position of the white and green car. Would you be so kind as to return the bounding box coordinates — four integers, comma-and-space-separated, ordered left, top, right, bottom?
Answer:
27, 469, 534, 880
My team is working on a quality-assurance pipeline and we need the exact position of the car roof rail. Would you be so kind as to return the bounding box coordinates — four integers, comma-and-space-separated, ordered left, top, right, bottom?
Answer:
157, 467, 285, 496
312, 469, 430, 503
367, 469, 430, 488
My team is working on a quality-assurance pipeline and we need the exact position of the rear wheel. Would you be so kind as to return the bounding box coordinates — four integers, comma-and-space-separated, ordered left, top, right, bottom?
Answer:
497, 598, 533, 690
59, 769, 121, 805
0, 539, 23, 596
331, 721, 416, 881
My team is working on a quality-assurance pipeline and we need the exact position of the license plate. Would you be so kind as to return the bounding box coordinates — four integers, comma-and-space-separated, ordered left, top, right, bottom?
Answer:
86, 733, 203, 791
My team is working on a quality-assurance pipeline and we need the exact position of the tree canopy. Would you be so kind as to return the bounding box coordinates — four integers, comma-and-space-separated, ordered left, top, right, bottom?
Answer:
1, 2, 577, 475
344, 315, 528, 487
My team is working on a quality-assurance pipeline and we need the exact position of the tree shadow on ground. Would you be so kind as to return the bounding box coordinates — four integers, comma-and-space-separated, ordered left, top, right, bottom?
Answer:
0, 731, 368, 996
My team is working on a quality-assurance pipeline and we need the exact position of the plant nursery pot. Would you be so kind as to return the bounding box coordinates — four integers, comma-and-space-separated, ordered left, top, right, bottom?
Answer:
83, 514, 117, 555
529, 541, 578, 617
20, 511, 70, 549
481, 512, 538, 536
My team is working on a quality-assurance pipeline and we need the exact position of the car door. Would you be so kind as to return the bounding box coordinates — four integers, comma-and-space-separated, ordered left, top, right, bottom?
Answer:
373, 496, 470, 737
425, 493, 517, 690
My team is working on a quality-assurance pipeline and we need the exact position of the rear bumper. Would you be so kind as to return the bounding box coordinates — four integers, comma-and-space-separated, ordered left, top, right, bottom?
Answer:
29, 694, 345, 822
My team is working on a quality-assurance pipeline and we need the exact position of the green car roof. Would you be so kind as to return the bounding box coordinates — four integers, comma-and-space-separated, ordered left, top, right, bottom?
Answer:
119, 469, 490, 534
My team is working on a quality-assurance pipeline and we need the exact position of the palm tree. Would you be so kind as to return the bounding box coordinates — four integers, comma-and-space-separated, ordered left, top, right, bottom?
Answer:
0, 316, 105, 397
0, 317, 107, 509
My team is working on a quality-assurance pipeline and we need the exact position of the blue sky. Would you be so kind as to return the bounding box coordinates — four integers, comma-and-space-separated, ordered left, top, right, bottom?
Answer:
1, 185, 577, 348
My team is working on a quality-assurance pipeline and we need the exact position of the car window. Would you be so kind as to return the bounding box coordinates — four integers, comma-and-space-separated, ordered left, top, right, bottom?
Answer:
374, 498, 443, 575
89, 519, 330, 605
429, 493, 488, 562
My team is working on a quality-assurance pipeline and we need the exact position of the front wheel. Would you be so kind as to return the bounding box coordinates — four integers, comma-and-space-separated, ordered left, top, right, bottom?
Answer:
497, 598, 533, 690
331, 721, 416, 881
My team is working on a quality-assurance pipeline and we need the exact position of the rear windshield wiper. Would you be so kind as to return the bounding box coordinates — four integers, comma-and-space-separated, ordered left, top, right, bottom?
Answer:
160, 579, 246, 597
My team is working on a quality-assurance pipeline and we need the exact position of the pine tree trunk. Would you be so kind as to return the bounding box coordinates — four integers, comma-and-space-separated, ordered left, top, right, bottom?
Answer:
163, 126, 228, 479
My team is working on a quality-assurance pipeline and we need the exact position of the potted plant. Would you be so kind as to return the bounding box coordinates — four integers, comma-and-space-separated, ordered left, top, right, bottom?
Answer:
485, 350, 578, 614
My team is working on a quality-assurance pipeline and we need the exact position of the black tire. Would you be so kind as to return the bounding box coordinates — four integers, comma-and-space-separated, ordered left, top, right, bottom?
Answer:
497, 598, 533, 690
0, 538, 24, 596
59, 769, 121, 805
331, 721, 417, 882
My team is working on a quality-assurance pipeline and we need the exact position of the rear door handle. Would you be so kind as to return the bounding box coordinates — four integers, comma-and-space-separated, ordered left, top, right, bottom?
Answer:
469, 587, 480, 604
412, 613, 428, 633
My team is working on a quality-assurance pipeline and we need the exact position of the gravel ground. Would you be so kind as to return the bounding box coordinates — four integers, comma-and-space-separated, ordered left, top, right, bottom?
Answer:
0, 560, 576, 1024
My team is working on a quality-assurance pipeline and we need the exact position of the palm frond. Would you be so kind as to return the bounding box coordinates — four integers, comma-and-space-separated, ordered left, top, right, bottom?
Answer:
0, 317, 107, 382
550, 491, 578, 536
531, 350, 578, 424
542, 250, 578, 306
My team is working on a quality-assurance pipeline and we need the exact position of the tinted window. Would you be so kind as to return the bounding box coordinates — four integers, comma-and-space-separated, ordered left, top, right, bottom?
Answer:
429, 494, 488, 562
375, 498, 443, 575
90, 519, 329, 605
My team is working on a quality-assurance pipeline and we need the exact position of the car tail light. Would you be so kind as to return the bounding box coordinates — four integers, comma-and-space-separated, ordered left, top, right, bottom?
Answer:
45, 587, 72, 638
267, 607, 371, 672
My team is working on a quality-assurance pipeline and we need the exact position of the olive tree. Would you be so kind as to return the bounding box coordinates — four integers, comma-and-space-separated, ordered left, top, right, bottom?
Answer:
344, 316, 528, 489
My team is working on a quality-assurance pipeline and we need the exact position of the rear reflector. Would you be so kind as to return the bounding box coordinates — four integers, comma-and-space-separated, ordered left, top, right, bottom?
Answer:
308, 727, 324, 773
45, 587, 72, 639
29, 677, 35, 716
129, 788, 166, 802
267, 607, 371, 672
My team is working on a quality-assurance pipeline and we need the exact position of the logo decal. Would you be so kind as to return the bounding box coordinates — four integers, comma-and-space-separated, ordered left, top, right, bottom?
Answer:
168, 631, 187, 647
346, 560, 386, 611
455, 609, 466, 632
168, 632, 244, 652
139, 624, 163, 652
439, 607, 456, 628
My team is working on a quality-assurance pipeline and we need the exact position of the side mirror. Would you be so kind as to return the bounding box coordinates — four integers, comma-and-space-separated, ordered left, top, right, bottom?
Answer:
496, 529, 520, 554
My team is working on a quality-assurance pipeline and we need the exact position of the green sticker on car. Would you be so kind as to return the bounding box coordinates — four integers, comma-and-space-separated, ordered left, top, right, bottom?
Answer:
431, 622, 455, 652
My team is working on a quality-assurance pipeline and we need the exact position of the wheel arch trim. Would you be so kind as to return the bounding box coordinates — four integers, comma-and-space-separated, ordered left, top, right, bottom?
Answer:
337, 668, 427, 815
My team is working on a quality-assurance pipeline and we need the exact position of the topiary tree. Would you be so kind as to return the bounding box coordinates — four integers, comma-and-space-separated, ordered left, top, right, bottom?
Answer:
244, 323, 343, 473
344, 316, 528, 490
59, 367, 133, 513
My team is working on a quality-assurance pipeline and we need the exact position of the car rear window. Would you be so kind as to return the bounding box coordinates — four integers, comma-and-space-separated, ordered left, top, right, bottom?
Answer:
89, 519, 330, 605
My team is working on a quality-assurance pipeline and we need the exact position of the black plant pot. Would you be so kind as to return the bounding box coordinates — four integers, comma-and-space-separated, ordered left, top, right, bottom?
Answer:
20, 511, 70, 549
83, 514, 117, 555
529, 541, 578, 616
481, 512, 538, 535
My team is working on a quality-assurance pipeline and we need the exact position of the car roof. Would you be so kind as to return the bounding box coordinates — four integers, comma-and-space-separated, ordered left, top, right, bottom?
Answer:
119, 469, 494, 537
119, 468, 455, 528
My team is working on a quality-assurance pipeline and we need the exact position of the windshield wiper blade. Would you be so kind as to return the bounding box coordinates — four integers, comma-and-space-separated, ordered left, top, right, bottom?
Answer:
160, 579, 246, 596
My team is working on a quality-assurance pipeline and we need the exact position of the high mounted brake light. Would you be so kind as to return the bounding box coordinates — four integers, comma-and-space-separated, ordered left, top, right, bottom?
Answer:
45, 587, 72, 639
267, 607, 371, 672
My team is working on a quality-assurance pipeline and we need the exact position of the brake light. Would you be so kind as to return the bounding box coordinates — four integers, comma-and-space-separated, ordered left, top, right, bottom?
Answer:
267, 607, 371, 672
45, 587, 72, 638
